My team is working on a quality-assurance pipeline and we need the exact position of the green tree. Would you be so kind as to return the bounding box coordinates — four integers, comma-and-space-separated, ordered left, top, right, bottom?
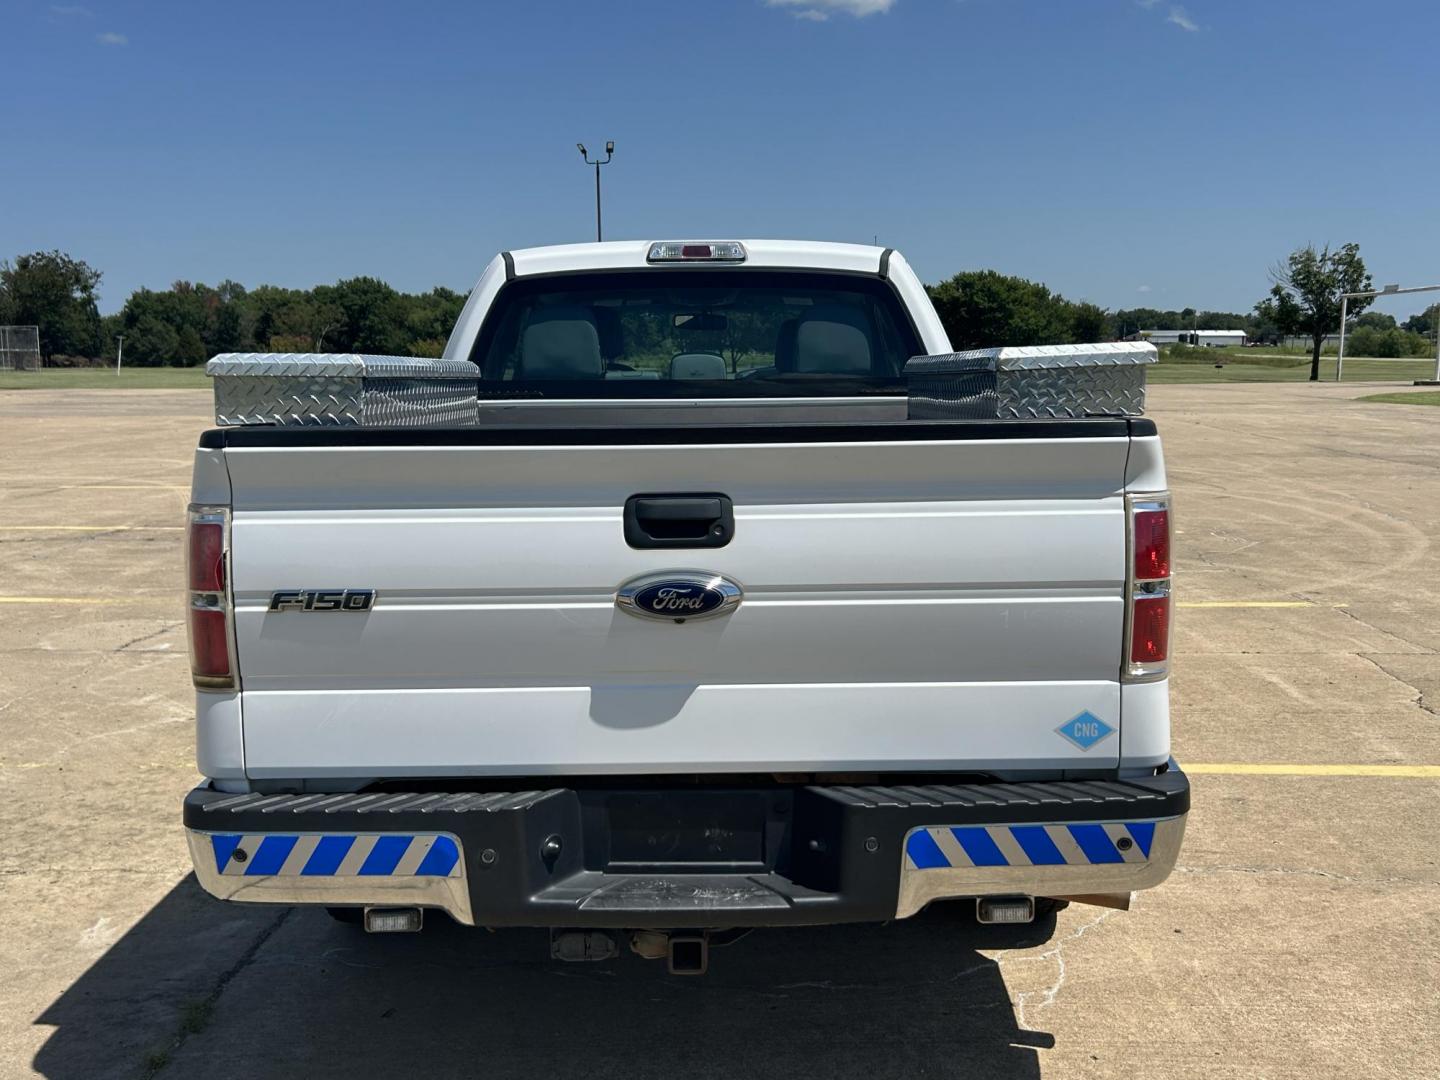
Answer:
1353, 311, 1395, 332
325, 277, 409, 354
926, 270, 1077, 349
0, 250, 104, 359
1069, 301, 1110, 343
122, 312, 181, 366
1255, 243, 1372, 381
1402, 303, 1438, 338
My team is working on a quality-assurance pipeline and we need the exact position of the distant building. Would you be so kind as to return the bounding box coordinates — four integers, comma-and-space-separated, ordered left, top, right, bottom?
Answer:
1130, 329, 1247, 347
1281, 334, 1341, 351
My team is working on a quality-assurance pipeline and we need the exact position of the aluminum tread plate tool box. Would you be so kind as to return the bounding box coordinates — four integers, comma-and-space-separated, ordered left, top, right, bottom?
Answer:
207, 352, 480, 428
905, 341, 1157, 420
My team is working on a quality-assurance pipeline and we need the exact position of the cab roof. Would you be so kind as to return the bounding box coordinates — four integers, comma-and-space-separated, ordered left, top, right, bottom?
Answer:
506, 239, 888, 278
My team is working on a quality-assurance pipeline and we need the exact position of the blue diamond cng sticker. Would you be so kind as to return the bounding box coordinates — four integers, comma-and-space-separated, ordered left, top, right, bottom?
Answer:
1056, 711, 1115, 751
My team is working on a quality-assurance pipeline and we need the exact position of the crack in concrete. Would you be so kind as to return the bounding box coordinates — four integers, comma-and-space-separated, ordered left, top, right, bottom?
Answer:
1328, 603, 1438, 657
0, 867, 182, 876
146, 907, 294, 1077
999, 908, 1118, 1029
1354, 654, 1438, 718
115, 623, 183, 652
1174, 864, 1440, 887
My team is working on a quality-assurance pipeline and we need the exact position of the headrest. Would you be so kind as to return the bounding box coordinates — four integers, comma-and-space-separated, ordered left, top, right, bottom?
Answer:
792, 306, 872, 374
520, 307, 604, 379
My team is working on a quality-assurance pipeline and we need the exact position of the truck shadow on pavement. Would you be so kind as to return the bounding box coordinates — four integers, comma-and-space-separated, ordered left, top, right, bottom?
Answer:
35, 875, 1055, 1080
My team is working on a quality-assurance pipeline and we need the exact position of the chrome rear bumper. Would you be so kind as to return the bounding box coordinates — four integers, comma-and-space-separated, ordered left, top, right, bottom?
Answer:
184, 765, 1190, 928
895, 814, 1186, 918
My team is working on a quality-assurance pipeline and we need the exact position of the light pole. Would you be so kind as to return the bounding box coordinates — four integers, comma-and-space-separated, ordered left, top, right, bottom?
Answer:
1334, 282, 1440, 384
115, 334, 124, 375
576, 141, 614, 242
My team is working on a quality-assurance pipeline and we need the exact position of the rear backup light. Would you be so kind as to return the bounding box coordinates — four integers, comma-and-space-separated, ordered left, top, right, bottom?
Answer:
1125, 493, 1172, 682
647, 240, 747, 263
188, 602, 231, 681
186, 505, 234, 690
1130, 594, 1171, 664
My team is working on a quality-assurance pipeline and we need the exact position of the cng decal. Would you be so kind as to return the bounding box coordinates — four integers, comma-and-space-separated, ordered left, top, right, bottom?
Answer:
1056, 710, 1114, 751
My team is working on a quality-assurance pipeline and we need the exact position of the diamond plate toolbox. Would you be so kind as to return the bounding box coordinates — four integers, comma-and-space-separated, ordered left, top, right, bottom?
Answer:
904, 341, 1156, 420
207, 353, 479, 427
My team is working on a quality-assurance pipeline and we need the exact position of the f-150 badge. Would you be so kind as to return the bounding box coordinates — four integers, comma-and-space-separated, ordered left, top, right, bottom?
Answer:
616, 572, 742, 623
268, 589, 375, 612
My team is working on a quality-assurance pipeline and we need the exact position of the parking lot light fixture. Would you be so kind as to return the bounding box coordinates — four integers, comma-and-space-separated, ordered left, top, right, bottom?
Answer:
577, 141, 615, 242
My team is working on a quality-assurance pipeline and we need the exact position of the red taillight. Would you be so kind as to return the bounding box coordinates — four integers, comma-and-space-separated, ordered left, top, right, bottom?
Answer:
188, 604, 232, 681
188, 520, 225, 592
186, 506, 233, 689
1133, 508, 1170, 580
1130, 595, 1170, 664
1126, 493, 1172, 682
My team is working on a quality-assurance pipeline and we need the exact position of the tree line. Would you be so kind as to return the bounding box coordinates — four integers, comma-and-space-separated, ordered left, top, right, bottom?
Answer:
0, 251, 466, 365
3, 247, 1435, 374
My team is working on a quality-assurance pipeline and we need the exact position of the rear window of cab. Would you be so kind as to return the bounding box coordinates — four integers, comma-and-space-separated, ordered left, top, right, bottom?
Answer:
469, 270, 922, 394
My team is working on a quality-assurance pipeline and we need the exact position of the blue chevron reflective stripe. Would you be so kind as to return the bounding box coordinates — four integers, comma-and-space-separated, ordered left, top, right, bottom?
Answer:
301, 835, 355, 876
1009, 825, 1066, 866
951, 827, 1008, 867
905, 828, 948, 869
246, 835, 297, 876
358, 835, 411, 876
1126, 821, 1155, 858
414, 836, 461, 877
904, 821, 1163, 869
211, 834, 242, 874
208, 833, 463, 878
1066, 824, 1125, 864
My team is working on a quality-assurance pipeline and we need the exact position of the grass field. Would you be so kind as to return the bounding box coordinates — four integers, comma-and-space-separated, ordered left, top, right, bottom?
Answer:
1, 356, 1434, 390
1148, 355, 1435, 384
1359, 390, 1440, 406
0, 367, 211, 390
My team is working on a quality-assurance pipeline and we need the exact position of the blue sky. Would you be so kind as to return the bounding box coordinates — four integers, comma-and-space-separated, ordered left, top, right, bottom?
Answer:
5, 0, 1439, 317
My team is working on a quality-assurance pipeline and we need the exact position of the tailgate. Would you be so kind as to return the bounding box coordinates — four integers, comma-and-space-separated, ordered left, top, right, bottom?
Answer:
220, 424, 1134, 778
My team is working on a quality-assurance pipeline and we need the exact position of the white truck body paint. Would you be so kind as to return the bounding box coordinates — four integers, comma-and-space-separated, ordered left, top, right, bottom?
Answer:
198, 240, 1171, 784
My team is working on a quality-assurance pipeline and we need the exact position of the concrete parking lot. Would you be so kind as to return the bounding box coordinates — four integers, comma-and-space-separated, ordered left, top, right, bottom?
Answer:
1, 382, 1436, 1079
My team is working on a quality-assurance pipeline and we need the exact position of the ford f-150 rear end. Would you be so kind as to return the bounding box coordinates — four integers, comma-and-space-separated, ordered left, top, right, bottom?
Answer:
182, 240, 1187, 968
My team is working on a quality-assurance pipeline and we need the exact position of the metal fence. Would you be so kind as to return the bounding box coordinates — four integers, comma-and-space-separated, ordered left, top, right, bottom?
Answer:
0, 326, 41, 371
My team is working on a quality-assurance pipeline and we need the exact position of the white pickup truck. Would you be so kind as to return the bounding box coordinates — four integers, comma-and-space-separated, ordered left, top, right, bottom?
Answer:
182, 239, 1188, 973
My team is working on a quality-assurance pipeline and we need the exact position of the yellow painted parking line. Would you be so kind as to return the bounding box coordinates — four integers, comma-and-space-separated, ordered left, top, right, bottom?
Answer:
0, 596, 135, 605
0, 483, 188, 490
1177, 601, 1348, 609
1186, 763, 1440, 778
0, 525, 182, 532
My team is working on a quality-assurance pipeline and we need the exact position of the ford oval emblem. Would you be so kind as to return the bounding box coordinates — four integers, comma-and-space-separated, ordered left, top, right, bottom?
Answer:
616, 571, 742, 623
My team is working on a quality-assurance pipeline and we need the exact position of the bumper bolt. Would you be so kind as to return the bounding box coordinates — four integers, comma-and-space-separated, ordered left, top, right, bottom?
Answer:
1117, 837, 1134, 852
480, 848, 497, 866
864, 836, 879, 853
231, 847, 248, 864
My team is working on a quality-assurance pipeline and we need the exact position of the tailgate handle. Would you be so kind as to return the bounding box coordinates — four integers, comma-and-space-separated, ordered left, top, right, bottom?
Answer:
624, 494, 734, 549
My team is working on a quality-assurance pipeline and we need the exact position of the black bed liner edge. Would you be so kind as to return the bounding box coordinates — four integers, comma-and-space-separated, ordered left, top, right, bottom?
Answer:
200, 417, 1157, 449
